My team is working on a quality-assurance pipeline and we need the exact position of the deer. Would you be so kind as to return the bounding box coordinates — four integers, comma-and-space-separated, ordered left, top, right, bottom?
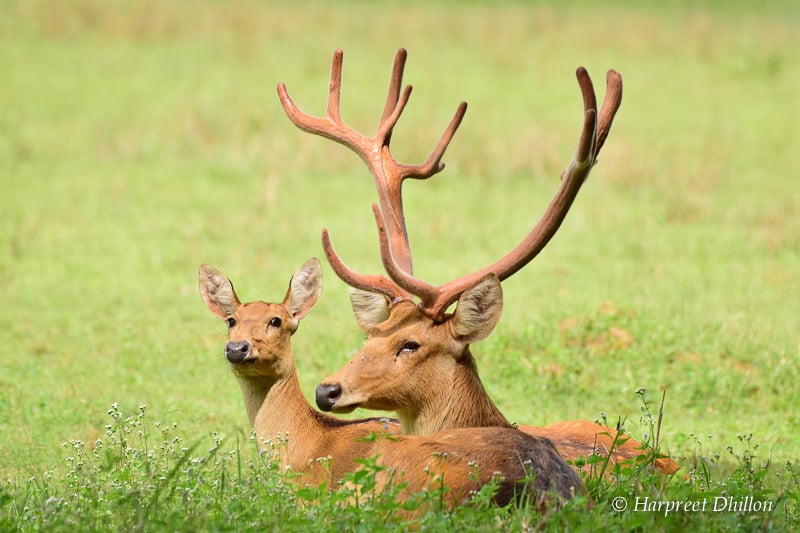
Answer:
198, 259, 588, 512
277, 48, 679, 476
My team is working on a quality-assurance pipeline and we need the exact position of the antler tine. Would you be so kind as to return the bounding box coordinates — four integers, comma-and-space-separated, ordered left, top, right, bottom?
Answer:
322, 228, 412, 302
595, 70, 623, 156
377, 48, 409, 145
575, 67, 598, 123
401, 101, 468, 180
370, 204, 440, 306
277, 51, 362, 149
571, 67, 598, 170
380, 67, 622, 321
326, 49, 344, 124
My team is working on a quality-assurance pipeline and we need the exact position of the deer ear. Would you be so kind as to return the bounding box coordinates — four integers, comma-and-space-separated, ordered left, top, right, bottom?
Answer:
199, 265, 241, 319
284, 258, 323, 320
451, 274, 503, 343
349, 288, 390, 334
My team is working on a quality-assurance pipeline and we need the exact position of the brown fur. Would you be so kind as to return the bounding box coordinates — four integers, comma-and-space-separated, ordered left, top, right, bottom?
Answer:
319, 296, 680, 476
198, 260, 587, 511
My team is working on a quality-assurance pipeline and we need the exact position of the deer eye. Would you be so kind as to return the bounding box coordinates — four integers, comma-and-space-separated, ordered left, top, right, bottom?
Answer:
268, 317, 282, 329
397, 341, 420, 356
226, 317, 236, 328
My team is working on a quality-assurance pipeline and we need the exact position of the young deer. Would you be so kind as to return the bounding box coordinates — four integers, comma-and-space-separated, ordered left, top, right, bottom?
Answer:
198, 259, 586, 510
278, 49, 679, 475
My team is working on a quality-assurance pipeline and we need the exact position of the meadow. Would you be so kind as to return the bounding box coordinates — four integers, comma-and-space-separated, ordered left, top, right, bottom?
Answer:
1, 0, 798, 530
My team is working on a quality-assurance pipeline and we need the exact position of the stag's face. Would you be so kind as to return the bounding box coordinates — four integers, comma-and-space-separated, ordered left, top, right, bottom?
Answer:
316, 275, 503, 417
316, 300, 464, 414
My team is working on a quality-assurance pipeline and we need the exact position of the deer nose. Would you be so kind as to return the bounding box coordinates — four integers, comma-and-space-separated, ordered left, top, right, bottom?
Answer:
225, 341, 251, 363
315, 383, 342, 412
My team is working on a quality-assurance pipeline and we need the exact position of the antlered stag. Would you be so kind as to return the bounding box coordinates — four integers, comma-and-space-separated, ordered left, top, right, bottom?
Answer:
198, 259, 586, 511
278, 49, 679, 475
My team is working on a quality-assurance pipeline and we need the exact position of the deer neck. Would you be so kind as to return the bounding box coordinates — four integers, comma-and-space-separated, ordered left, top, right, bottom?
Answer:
234, 355, 384, 484
402, 348, 512, 434
234, 359, 322, 449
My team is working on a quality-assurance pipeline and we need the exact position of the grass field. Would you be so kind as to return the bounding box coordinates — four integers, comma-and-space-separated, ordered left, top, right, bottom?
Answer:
1, 0, 798, 529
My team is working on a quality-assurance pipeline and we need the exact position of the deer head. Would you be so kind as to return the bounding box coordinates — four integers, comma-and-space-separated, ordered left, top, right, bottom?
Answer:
315, 274, 508, 433
199, 259, 322, 382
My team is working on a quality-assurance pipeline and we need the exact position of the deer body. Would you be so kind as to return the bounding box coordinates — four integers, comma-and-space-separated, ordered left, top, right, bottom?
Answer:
199, 260, 586, 508
317, 291, 680, 475
279, 49, 677, 476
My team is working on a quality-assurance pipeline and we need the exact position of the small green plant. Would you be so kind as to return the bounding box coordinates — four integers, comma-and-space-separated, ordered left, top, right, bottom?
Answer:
568, 388, 673, 497
1, 404, 299, 531
2, 401, 799, 531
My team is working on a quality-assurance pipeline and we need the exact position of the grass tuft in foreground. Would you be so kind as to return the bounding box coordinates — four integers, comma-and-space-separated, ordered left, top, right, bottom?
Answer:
1, 402, 797, 531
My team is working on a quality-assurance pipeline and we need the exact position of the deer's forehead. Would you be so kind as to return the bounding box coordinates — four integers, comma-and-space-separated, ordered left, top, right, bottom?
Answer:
376, 302, 448, 335
236, 301, 286, 320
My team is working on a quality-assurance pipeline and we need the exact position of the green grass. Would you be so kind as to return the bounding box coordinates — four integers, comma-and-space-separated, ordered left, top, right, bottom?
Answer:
1, 0, 798, 529
2, 399, 796, 531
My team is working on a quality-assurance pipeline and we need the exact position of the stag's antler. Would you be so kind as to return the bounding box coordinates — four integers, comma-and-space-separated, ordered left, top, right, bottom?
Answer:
369, 67, 623, 321
277, 48, 467, 274
283, 50, 622, 323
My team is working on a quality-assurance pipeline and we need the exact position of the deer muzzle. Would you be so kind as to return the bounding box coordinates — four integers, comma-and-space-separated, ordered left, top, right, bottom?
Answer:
315, 383, 342, 412
225, 341, 252, 363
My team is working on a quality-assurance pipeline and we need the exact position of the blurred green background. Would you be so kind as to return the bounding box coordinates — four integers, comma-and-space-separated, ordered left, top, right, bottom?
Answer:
1, 0, 797, 476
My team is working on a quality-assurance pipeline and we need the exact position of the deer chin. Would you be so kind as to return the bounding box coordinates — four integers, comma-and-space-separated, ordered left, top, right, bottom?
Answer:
227, 357, 259, 373
228, 357, 276, 380
329, 402, 359, 414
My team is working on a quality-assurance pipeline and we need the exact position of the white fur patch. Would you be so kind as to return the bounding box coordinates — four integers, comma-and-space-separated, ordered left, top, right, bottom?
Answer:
199, 265, 240, 318
349, 288, 390, 334
213, 277, 237, 312
286, 258, 322, 319
453, 274, 503, 342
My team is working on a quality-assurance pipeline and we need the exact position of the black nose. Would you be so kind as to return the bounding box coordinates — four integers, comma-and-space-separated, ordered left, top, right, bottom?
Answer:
315, 383, 342, 412
225, 341, 251, 363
